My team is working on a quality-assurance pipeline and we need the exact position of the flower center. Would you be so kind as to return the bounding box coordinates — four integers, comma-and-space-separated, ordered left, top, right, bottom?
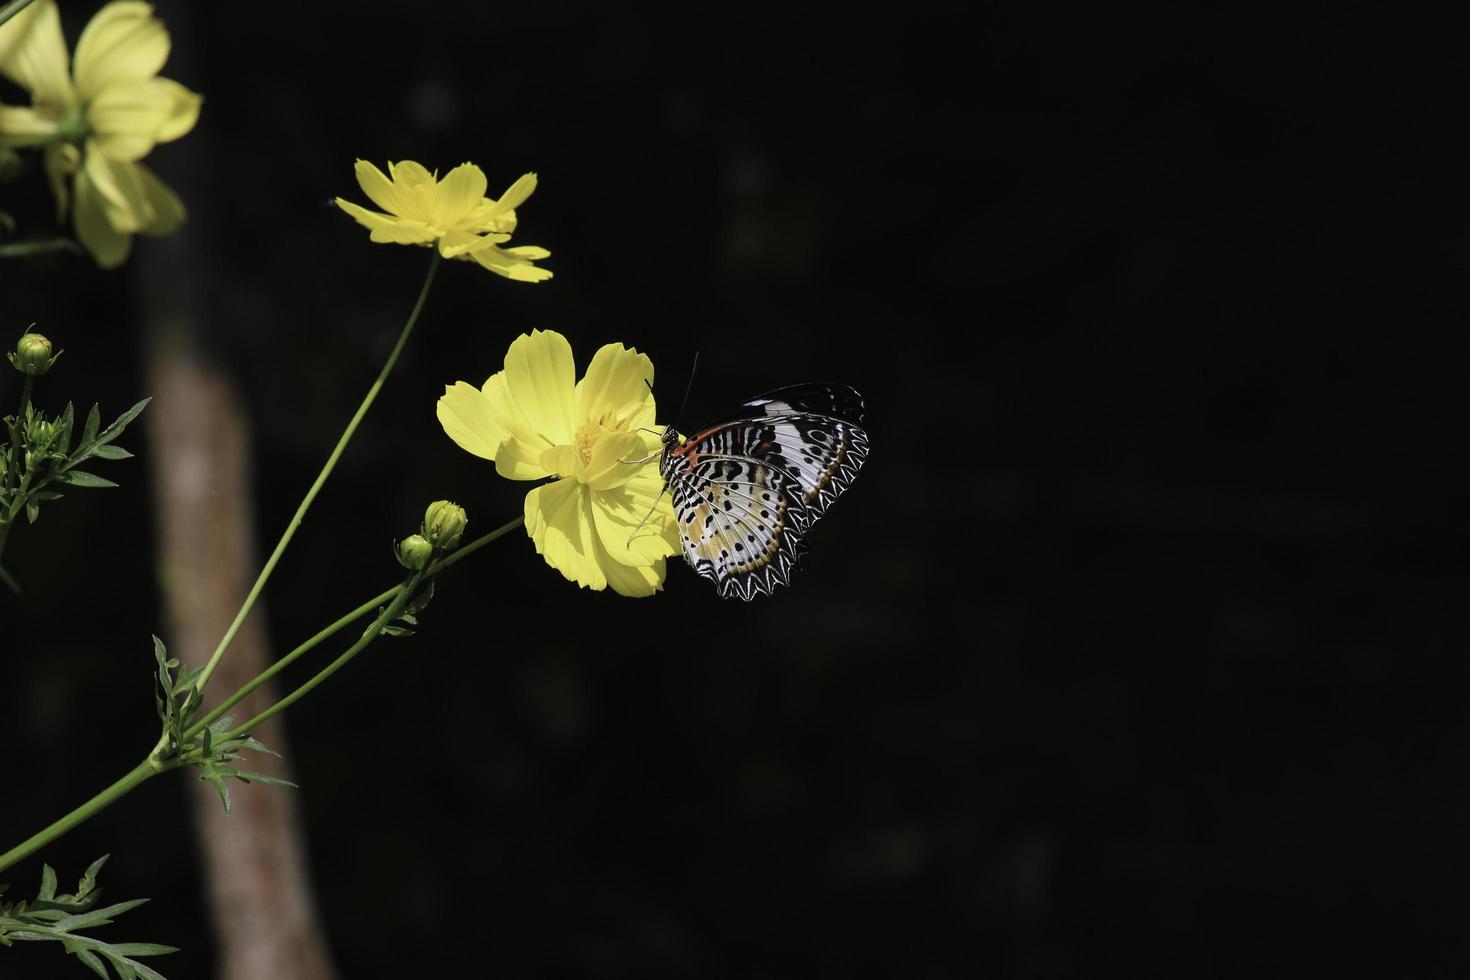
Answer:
58, 102, 88, 144
573, 412, 630, 466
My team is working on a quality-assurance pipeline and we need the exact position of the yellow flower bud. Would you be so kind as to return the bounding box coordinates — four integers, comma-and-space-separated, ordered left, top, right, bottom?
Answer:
423, 500, 467, 551
11, 333, 56, 375
397, 534, 433, 570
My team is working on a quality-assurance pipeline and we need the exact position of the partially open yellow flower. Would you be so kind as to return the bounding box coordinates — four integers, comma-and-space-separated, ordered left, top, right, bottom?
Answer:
0, 0, 201, 267
437, 329, 678, 596
336, 160, 551, 282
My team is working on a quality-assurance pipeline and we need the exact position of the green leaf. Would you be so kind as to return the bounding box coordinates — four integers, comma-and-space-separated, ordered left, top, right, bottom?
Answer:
75, 947, 109, 979
56, 402, 75, 454
106, 942, 179, 956
25, 499, 39, 523
96, 398, 151, 446
81, 404, 101, 448
235, 771, 298, 789
55, 470, 118, 488
91, 444, 133, 460
39, 865, 57, 902
52, 899, 149, 932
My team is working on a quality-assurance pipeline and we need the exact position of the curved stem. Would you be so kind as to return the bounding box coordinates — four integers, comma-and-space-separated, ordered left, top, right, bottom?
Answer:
0, 760, 158, 875
0, 514, 522, 877
224, 569, 426, 740
193, 250, 441, 694
184, 515, 524, 740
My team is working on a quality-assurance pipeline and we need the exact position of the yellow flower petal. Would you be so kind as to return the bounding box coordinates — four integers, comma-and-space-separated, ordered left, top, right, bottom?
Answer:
575, 342, 655, 425
82, 145, 150, 230
73, 0, 170, 99
599, 552, 665, 597
589, 466, 680, 566
481, 372, 552, 480
73, 167, 131, 267
501, 329, 576, 447
353, 159, 401, 214
149, 76, 200, 142
387, 160, 436, 219
485, 172, 537, 218
436, 381, 508, 460
135, 160, 183, 234
87, 78, 175, 161
438, 228, 508, 259
525, 478, 605, 590
465, 242, 553, 281
539, 444, 586, 483
433, 163, 487, 228
0, 0, 74, 108
334, 198, 436, 245
0, 103, 60, 140
582, 428, 646, 491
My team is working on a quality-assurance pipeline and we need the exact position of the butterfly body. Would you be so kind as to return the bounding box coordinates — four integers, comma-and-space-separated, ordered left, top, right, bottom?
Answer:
659, 384, 868, 600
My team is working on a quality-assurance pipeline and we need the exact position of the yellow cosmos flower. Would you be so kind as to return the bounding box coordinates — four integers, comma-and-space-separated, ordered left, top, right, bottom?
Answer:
437, 329, 679, 596
336, 159, 551, 282
0, 0, 202, 267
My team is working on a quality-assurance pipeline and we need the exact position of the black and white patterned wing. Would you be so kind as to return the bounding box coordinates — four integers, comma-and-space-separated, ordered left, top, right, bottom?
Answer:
667, 455, 810, 600
664, 384, 868, 600
704, 383, 869, 519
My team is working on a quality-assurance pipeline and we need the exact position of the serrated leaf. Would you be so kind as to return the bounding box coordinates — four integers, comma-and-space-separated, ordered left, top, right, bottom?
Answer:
91, 444, 133, 460
56, 470, 118, 488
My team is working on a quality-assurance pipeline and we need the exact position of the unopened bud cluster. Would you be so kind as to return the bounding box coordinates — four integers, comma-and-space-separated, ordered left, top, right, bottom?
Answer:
397, 500, 468, 570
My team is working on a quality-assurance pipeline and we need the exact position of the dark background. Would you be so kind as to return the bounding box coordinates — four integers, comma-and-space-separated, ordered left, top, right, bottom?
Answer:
4, 3, 1468, 977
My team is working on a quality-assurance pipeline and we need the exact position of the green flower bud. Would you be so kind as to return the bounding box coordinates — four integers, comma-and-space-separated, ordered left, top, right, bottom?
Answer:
397, 534, 433, 570
25, 417, 55, 448
423, 500, 467, 551
10, 333, 57, 376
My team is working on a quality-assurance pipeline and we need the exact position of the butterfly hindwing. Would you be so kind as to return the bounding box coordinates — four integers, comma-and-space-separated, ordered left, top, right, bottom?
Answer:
668, 456, 808, 600
661, 383, 867, 600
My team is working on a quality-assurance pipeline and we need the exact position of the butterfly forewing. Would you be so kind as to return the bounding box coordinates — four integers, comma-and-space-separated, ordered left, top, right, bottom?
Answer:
662, 383, 867, 600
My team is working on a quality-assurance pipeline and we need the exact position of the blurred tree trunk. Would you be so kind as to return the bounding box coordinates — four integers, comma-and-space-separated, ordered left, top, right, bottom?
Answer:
133, 6, 337, 977
141, 324, 337, 980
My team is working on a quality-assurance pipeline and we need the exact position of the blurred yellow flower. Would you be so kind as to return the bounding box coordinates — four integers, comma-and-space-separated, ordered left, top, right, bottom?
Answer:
336, 159, 551, 282
437, 329, 678, 596
0, 0, 202, 267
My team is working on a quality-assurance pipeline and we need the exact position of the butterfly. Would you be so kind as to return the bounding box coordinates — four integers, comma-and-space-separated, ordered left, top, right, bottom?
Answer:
656, 384, 868, 600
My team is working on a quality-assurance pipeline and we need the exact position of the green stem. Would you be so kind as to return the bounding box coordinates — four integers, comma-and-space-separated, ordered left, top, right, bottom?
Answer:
184, 515, 524, 740
0, 374, 35, 573
224, 569, 427, 741
0, 760, 158, 875
0, 515, 523, 875
222, 515, 524, 740
193, 250, 441, 694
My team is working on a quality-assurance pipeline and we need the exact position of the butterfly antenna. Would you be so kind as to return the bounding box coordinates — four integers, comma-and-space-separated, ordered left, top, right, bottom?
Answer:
674, 351, 700, 433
